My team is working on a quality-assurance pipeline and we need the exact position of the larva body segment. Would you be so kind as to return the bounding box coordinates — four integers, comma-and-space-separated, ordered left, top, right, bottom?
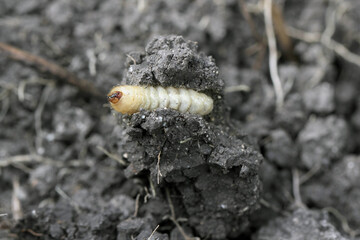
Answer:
108, 85, 213, 115
178, 88, 191, 112
166, 87, 181, 110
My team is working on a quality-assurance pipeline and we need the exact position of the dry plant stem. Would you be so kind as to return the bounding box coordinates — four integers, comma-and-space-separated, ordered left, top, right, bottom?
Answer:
239, 0, 267, 69
86, 49, 97, 76
24, 229, 43, 237
147, 225, 159, 240
12, 162, 32, 174
12, 178, 23, 221
307, 50, 329, 88
133, 193, 140, 217
96, 146, 127, 166
259, 198, 282, 214
148, 175, 156, 198
35, 84, 54, 154
264, 0, 284, 109
126, 54, 137, 65
55, 186, 81, 214
166, 188, 176, 219
239, 0, 262, 42
322, 1, 337, 41
0, 95, 9, 122
323, 207, 360, 238
0, 84, 13, 100
300, 164, 321, 185
157, 151, 162, 184
165, 188, 199, 240
0, 154, 53, 167
271, 3, 295, 61
286, 27, 322, 42
281, 186, 295, 206
0, 42, 103, 98
326, 39, 360, 67
18, 78, 51, 102
224, 84, 250, 93
0, 83, 14, 122
292, 168, 304, 208
285, 3, 360, 67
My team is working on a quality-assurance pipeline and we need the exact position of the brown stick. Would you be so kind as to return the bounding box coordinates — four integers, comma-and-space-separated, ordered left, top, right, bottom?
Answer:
239, 0, 262, 43
272, 3, 296, 62
239, 0, 267, 69
0, 42, 103, 98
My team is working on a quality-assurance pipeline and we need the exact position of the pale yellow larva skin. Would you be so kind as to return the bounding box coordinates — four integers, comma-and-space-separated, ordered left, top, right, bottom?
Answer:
109, 85, 214, 115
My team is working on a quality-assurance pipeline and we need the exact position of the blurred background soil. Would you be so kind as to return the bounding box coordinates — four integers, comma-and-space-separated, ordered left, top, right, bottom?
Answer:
1, 0, 360, 239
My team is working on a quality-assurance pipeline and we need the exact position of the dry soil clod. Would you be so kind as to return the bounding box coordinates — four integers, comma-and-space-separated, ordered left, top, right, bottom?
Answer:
117, 35, 263, 239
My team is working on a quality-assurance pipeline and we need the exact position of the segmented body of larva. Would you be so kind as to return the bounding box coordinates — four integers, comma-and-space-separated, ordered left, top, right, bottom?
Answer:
107, 85, 214, 115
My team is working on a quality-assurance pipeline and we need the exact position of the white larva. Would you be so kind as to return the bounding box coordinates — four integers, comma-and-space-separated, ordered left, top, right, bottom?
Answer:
107, 85, 213, 115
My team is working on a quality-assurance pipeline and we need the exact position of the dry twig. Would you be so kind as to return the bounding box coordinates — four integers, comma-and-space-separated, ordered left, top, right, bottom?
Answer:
0, 154, 53, 167
24, 229, 43, 237
147, 225, 160, 240
271, 3, 295, 61
11, 178, 23, 221
0, 42, 103, 98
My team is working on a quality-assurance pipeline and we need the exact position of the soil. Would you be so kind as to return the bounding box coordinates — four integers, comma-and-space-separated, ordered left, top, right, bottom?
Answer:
1, 0, 360, 240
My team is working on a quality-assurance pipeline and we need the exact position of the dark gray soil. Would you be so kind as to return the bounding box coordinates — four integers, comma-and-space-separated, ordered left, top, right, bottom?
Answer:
1, 0, 360, 240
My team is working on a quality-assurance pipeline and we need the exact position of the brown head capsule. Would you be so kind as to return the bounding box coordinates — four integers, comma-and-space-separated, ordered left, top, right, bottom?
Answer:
107, 91, 122, 104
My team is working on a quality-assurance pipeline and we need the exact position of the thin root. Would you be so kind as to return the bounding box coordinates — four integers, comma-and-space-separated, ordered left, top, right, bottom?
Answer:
224, 84, 251, 93
263, 0, 284, 109
157, 151, 163, 184
96, 146, 127, 166
133, 193, 141, 217
165, 188, 199, 240
324, 206, 360, 238
55, 186, 81, 214
285, 2, 360, 67
292, 168, 305, 208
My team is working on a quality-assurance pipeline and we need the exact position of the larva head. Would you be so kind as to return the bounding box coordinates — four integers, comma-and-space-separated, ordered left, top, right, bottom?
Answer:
107, 85, 143, 114
107, 91, 122, 104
